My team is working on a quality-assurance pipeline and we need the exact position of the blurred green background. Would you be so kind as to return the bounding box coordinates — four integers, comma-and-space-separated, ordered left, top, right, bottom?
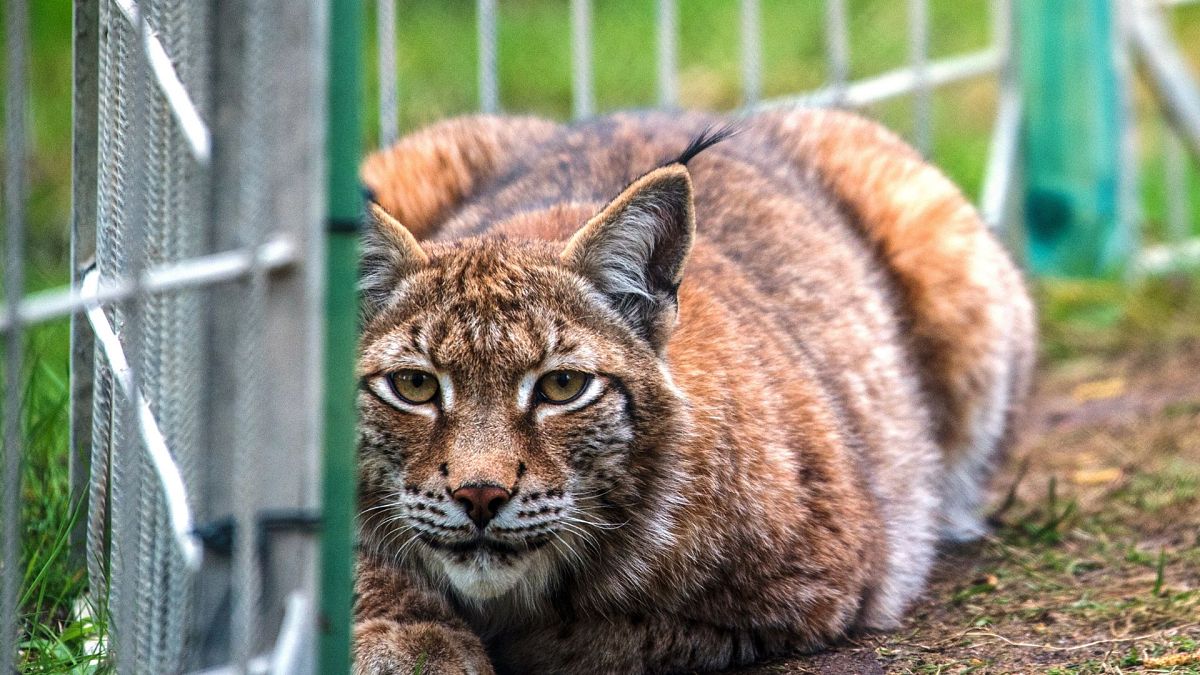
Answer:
4, 1, 1200, 672
13, 1, 1200, 293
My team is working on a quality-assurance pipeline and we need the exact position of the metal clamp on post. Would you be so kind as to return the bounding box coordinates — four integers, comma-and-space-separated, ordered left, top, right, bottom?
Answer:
328, 216, 362, 235
192, 510, 322, 560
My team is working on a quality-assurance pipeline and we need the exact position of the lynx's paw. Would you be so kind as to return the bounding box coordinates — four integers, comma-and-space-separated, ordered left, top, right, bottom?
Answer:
353, 618, 494, 675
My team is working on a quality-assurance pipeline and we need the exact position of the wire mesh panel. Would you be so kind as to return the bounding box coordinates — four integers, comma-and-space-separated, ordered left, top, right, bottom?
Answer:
81, 0, 327, 671
92, 1, 205, 668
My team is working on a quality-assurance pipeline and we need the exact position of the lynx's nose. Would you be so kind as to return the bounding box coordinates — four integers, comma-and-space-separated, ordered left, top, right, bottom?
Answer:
452, 484, 511, 529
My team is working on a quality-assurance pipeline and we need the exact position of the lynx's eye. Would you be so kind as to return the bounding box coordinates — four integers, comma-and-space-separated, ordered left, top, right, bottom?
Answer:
388, 369, 439, 405
536, 370, 591, 404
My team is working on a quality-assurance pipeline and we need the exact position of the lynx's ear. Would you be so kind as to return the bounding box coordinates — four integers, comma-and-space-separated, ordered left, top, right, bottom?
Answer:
361, 201, 429, 316
562, 164, 696, 351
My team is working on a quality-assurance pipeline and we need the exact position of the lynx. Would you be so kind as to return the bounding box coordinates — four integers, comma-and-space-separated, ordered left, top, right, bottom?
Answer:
353, 110, 1034, 674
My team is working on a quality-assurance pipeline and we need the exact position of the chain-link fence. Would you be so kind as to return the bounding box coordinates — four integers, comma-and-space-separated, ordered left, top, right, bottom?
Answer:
2, 0, 1200, 673
4, 0, 331, 672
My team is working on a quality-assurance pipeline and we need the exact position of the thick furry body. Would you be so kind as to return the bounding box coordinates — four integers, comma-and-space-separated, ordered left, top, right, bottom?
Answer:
354, 110, 1035, 674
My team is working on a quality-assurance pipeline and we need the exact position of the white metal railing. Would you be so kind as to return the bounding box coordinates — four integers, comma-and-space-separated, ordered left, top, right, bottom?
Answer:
374, 0, 1020, 231
1132, 0, 1200, 274
371, 0, 1199, 260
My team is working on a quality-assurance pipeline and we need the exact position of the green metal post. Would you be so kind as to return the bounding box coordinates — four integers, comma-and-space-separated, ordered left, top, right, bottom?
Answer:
321, 0, 362, 672
1017, 0, 1131, 276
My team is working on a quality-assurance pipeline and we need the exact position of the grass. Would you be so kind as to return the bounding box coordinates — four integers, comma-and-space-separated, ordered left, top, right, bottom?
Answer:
7, 0, 1200, 672
9, 321, 108, 673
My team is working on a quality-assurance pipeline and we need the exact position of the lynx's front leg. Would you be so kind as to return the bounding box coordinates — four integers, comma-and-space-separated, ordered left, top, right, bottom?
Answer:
354, 559, 494, 675
492, 615, 806, 675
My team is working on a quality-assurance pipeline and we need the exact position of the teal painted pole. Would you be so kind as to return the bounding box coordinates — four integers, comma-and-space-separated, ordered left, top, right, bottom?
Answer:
320, 0, 361, 672
1018, 0, 1131, 276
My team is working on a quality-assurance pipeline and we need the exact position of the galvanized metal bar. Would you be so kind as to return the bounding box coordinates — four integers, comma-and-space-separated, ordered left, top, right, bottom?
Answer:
377, 0, 398, 146
656, 0, 678, 107
0, 239, 297, 334
1130, 1, 1200, 159
571, 0, 594, 118
91, 0, 123, 634
981, 0, 1020, 235
981, 88, 1023, 232
824, 0, 850, 102
2, 0, 31, 669
990, 0, 1012, 57
477, 0, 499, 113
908, 0, 932, 154
740, 0, 762, 104
754, 48, 1001, 111
70, 0, 102, 577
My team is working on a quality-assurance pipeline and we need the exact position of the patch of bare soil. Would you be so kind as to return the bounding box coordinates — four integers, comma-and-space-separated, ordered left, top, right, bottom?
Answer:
743, 338, 1200, 674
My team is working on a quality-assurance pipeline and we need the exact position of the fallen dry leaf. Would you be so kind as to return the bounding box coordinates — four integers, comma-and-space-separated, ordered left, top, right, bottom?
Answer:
1143, 651, 1200, 668
973, 574, 999, 589
1071, 377, 1126, 403
1070, 467, 1123, 485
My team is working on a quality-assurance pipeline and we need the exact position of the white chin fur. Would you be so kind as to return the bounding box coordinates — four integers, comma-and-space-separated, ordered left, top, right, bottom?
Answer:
442, 552, 532, 600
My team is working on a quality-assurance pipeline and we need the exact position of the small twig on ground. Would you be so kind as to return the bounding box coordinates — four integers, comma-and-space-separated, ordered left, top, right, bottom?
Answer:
958, 622, 1199, 653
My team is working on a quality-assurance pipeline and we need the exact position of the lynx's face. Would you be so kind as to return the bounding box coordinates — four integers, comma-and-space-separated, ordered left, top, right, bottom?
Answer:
357, 165, 697, 602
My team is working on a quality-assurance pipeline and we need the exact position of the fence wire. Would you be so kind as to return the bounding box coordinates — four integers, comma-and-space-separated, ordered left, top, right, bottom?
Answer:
740, 0, 762, 105
477, 0, 499, 113
571, 0, 594, 119
656, 0, 678, 107
378, 0, 399, 146
824, 0, 850, 103
907, 0, 932, 154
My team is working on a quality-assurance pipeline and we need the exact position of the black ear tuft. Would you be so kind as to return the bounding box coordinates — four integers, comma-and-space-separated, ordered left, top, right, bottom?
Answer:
668, 123, 740, 167
562, 164, 696, 351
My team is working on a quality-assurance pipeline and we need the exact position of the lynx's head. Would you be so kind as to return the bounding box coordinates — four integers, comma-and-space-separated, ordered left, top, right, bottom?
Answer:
357, 164, 698, 603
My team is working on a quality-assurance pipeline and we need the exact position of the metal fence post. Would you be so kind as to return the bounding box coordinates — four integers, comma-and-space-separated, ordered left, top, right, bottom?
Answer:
320, 0, 361, 672
2, 0, 31, 668
1017, 0, 1132, 275
70, 0, 101, 591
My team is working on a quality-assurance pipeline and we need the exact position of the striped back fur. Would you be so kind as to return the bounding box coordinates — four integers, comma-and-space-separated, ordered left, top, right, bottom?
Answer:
352, 110, 1034, 675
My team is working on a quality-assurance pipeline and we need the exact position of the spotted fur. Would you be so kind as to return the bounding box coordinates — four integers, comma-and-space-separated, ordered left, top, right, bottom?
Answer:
353, 110, 1035, 675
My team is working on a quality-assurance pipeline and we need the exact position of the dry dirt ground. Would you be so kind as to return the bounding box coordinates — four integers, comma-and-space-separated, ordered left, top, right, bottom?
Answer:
741, 300, 1200, 673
